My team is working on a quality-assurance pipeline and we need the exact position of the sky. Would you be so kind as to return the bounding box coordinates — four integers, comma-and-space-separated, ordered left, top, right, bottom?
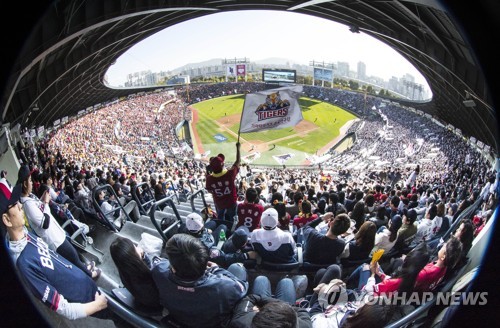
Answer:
105, 10, 429, 91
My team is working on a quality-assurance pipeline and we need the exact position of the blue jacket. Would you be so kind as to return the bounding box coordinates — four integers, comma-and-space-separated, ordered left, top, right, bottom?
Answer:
152, 259, 248, 328
15, 233, 97, 310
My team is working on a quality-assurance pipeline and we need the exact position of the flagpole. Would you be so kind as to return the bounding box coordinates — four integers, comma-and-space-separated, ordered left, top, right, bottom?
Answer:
237, 94, 247, 144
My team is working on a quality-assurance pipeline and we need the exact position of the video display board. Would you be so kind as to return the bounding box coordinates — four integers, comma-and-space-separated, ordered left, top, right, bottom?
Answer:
262, 69, 296, 83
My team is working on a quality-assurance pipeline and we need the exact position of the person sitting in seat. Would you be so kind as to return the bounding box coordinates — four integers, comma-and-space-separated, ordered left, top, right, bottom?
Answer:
18, 166, 99, 279
340, 221, 376, 263
251, 208, 297, 264
73, 179, 98, 218
180, 212, 227, 257
1, 180, 107, 320
267, 191, 291, 231
109, 236, 161, 308
151, 234, 248, 328
236, 187, 264, 232
370, 214, 403, 256
394, 208, 418, 252
292, 199, 318, 229
95, 189, 139, 228
302, 213, 350, 265
212, 227, 258, 268
368, 206, 389, 229
349, 236, 463, 295
410, 203, 437, 247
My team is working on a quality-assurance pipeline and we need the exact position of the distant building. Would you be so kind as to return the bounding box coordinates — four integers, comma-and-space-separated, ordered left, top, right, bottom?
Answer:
336, 62, 350, 78
357, 61, 366, 80
167, 75, 190, 85
124, 70, 159, 87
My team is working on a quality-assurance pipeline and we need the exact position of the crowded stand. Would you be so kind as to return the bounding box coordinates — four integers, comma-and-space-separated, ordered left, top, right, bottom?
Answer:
1, 82, 498, 327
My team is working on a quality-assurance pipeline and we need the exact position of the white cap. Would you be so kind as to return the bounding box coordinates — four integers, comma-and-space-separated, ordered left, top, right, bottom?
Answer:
186, 213, 204, 232
261, 208, 278, 230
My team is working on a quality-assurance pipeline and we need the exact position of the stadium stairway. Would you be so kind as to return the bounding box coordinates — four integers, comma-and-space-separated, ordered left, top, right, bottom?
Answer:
71, 190, 214, 327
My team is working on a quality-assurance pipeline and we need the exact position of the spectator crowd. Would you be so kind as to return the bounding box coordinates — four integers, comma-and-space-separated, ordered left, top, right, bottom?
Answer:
2, 82, 497, 327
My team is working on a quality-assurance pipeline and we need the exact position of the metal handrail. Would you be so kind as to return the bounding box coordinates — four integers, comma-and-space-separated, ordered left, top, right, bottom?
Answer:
189, 188, 208, 212
149, 195, 182, 244
132, 182, 155, 215
384, 258, 472, 328
91, 184, 130, 232
165, 180, 180, 204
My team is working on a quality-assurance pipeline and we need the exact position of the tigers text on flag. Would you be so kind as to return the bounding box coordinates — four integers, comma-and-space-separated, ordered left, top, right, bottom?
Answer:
239, 86, 303, 133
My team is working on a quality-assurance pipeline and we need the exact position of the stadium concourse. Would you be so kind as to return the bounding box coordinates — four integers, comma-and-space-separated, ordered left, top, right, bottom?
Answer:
2, 82, 498, 327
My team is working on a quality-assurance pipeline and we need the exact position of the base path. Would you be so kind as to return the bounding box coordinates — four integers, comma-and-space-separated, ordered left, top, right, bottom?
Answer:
191, 108, 251, 154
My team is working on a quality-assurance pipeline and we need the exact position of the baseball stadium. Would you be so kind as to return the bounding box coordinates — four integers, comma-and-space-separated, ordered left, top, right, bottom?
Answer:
189, 94, 358, 166
0, 2, 498, 328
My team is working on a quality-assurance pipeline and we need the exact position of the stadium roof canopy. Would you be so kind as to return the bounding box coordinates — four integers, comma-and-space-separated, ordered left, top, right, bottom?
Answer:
1, 0, 498, 152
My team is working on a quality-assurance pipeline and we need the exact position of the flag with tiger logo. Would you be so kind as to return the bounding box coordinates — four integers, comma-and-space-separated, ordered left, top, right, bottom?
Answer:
239, 86, 303, 133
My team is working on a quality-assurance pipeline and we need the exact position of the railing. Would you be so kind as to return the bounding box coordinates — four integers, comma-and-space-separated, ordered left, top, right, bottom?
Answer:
91, 184, 130, 232
132, 182, 155, 216
149, 195, 182, 245
165, 180, 180, 204
189, 188, 208, 212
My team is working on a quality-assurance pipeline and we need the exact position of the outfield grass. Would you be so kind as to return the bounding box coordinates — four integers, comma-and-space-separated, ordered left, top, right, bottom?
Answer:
191, 94, 356, 165
193, 94, 245, 119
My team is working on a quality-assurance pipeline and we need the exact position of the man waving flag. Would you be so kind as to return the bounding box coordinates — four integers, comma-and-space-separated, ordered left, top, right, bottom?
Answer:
239, 85, 303, 133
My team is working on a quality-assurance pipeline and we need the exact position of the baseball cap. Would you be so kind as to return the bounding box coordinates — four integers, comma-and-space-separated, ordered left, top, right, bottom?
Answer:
231, 228, 249, 249
390, 214, 403, 231
0, 180, 22, 216
209, 154, 225, 173
222, 227, 249, 253
403, 208, 417, 223
261, 208, 278, 230
17, 165, 34, 185
186, 213, 204, 232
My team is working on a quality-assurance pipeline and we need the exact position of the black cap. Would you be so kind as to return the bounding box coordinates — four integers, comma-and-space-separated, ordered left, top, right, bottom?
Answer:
16, 165, 32, 185
0, 180, 22, 216
403, 208, 418, 223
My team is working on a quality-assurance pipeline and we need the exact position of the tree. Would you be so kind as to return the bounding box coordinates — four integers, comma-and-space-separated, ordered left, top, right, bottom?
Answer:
349, 80, 359, 90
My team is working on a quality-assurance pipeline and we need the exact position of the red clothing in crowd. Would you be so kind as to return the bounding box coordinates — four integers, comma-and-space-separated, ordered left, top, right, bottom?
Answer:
205, 166, 239, 210
236, 202, 264, 232
414, 262, 447, 292
370, 262, 447, 296
293, 213, 318, 229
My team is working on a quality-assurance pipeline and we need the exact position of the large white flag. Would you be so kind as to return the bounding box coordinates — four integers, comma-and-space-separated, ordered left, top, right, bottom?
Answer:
239, 86, 303, 133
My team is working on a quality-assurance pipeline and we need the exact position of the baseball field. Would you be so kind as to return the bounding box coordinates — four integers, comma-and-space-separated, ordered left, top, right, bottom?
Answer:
190, 94, 357, 166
